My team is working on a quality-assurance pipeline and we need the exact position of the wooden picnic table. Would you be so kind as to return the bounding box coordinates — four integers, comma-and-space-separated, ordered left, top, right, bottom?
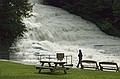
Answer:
37, 61, 67, 74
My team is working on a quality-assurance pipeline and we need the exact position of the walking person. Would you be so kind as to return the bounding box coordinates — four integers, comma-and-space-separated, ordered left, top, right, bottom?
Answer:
76, 49, 83, 68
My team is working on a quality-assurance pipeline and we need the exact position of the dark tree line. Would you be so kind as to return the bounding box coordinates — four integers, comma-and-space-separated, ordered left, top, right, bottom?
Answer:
0, 0, 33, 57
43, 0, 120, 37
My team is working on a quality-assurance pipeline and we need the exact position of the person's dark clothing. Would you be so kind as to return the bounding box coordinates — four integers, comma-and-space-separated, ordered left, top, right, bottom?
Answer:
76, 50, 83, 68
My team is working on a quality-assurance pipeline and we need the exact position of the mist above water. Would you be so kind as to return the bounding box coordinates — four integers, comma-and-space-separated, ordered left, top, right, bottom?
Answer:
11, 2, 120, 67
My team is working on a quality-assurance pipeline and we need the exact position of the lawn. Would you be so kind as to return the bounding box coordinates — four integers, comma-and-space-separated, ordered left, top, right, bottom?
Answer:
0, 61, 120, 79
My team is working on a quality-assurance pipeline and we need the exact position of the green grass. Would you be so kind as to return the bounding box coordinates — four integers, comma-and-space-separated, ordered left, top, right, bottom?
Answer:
0, 61, 120, 79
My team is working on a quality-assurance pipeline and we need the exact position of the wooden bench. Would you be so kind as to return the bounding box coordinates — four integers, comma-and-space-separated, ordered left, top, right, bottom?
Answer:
36, 66, 69, 73
81, 60, 99, 70
36, 66, 54, 73
99, 62, 119, 72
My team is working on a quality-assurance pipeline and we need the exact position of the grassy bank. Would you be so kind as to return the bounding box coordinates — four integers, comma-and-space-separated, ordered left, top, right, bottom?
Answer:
0, 61, 120, 79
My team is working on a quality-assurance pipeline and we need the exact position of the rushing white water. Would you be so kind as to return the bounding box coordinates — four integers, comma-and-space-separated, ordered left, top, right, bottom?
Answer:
11, 1, 120, 67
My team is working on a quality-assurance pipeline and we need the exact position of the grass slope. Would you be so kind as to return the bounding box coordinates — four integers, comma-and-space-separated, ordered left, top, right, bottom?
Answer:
0, 61, 120, 79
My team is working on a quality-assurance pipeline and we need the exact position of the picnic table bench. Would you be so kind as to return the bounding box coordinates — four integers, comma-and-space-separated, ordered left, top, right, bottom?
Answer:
99, 62, 119, 72
81, 60, 99, 70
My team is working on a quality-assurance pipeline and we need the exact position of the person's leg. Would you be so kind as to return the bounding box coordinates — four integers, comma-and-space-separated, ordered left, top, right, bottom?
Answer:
76, 60, 80, 68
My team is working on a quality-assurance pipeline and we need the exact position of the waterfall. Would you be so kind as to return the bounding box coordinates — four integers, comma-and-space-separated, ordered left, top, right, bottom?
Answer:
29, 0, 43, 4
11, 2, 120, 67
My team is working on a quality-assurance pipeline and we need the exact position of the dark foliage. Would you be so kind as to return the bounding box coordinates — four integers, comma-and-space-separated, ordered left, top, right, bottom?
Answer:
0, 0, 33, 53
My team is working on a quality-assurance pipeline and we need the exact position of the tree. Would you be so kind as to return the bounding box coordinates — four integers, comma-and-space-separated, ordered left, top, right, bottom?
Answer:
0, 0, 33, 59
112, 0, 120, 36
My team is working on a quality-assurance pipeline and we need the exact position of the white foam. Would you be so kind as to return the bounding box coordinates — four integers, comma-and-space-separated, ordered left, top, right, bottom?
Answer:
11, 3, 120, 67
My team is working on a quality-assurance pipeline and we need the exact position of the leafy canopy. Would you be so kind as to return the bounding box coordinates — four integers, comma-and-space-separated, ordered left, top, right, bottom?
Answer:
0, 0, 33, 52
